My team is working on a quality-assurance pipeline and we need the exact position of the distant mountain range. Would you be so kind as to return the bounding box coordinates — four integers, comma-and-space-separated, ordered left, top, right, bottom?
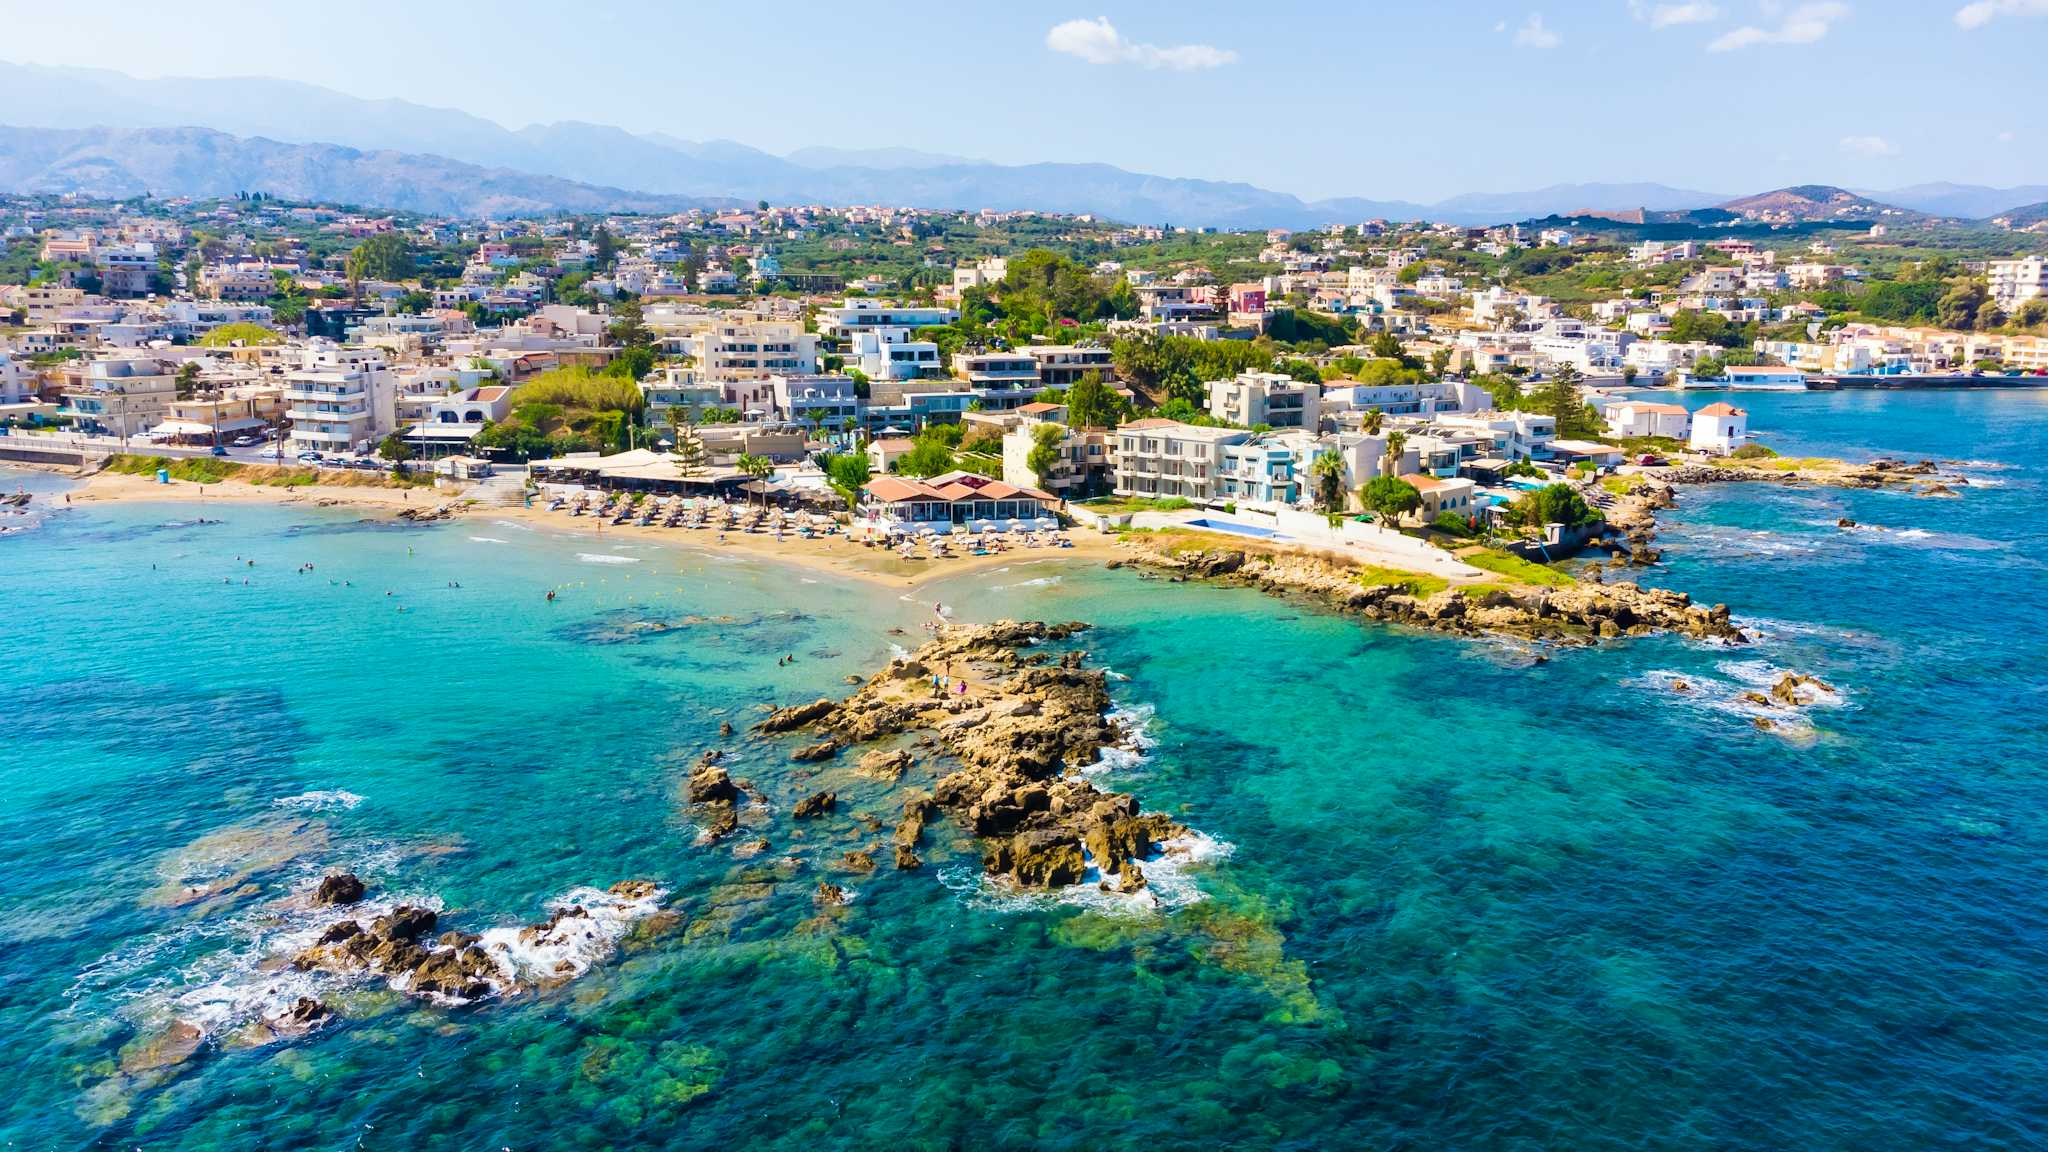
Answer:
1859, 182, 2048, 219
0, 61, 2043, 228
0, 125, 719, 218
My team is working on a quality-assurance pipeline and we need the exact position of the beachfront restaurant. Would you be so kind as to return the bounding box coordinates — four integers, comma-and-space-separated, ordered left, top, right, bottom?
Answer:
528, 448, 748, 496
858, 471, 1060, 535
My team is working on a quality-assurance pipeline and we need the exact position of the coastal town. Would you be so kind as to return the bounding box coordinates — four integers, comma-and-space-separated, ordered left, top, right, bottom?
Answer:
9, 5, 2048, 1149
0, 191, 2028, 590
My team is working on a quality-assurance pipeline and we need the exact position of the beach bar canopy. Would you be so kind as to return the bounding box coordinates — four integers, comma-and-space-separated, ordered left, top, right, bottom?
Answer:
530, 449, 746, 493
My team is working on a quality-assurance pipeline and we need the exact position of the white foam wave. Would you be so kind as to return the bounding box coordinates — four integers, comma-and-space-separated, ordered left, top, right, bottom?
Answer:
468, 536, 509, 544
939, 829, 1233, 918
1718, 659, 1849, 707
888, 643, 910, 660
272, 790, 363, 812
990, 576, 1063, 591
76, 891, 443, 1041
492, 519, 538, 532
1077, 704, 1157, 776
576, 553, 641, 565
474, 885, 668, 993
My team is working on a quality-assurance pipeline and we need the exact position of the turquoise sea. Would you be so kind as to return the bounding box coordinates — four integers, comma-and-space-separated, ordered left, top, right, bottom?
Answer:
3, 388, 2045, 1149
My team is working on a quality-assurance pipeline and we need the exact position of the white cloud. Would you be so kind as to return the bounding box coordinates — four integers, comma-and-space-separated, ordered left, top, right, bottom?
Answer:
1955, 0, 2048, 29
1838, 134, 1898, 157
1513, 13, 1563, 47
1629, 0, 1724, 27
1044, 17, 1237, 71
1997, 129, 2017, 143
1708, 2, 1849, 50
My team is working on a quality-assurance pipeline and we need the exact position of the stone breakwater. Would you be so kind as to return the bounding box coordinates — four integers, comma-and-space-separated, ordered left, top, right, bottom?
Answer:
1116, 542, 1744, 646
755, 620, 1186, 893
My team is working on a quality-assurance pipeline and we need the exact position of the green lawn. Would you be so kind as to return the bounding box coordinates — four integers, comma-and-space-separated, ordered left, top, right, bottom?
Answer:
1078, 496, 1193, 513
1462, 548, 1576, 586
1353, 565, 1450, 598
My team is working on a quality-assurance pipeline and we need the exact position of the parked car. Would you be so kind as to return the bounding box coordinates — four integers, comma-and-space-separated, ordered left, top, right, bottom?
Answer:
296, 452, 323, 464
230, 435, 260, 448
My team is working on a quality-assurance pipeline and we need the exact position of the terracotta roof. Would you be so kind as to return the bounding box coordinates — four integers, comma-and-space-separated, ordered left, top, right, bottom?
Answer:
862, 470, 1054, 506
863, 475, 927, 502
1017, 402, 1062, 414
1118, 418, 1177, 430
1619, 402, 1689, 415
1696, 402, 1746, 416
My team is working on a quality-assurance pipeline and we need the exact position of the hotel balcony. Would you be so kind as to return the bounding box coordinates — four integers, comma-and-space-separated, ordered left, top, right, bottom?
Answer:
288, 406, 368, 423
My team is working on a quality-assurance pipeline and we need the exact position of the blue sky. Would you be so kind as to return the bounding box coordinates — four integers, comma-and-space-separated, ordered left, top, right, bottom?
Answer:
2, 0, 2043, 201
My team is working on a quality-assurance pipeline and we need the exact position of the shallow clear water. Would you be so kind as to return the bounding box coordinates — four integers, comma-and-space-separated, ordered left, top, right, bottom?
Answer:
3, 388, 2045, 1149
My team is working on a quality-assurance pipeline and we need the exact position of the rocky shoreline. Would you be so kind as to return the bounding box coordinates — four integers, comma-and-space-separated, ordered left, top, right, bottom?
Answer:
1603, 456, 1966, 563
1113, 541, 1744, 647
749, 620, 1188, 894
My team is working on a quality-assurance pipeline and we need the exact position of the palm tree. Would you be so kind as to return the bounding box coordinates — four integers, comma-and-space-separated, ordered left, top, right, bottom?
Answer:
1309, 450, 1347, 514
736, 452, 773, 507
1361, 407, 1385, 436
1382, 429, 1408, 480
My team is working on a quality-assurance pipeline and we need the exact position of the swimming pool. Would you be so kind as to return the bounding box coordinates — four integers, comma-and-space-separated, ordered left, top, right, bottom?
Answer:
1183, 517, 1281, 539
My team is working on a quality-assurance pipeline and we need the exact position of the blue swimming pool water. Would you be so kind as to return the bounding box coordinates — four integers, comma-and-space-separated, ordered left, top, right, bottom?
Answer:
1182, 517, 1280, 538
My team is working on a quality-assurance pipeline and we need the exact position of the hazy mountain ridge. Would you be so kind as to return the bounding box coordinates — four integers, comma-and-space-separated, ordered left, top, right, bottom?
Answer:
0, 62, 1768, 226
0, 62, 2039, 227
0, 125, 723, 217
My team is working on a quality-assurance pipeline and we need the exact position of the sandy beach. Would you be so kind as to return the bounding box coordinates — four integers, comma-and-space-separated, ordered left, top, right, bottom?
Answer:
68, 469, 1124, 589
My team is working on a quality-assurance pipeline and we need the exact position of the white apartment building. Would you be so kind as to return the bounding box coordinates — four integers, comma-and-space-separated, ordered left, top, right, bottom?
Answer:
403, 386, 514, 457
1112, 419, 1300, 505
393, 364, 495, 426
0, 349, 32, 405
285, 343, 395, 455
640, 367, 727, 426
952, 257, 1008, 295
1205, 371, 1322, 429
814, 299, 958, 339
850, 327, 943, 382
60, 354, 176, 438
769, 373, 861, 429
1988, 257, 2048, 314
667, 317, 817, 380
94, 242, 158, 297
1434, 411, 1556, 461
1001, 414, 1111, 498
1605, 401, 1691, 441
1026, 344, 1113, 387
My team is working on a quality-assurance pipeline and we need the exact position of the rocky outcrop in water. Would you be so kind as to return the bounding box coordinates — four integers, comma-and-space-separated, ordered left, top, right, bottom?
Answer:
1768, 671, 1835, 707
756, 621, 1181, 892
394, 504, 456, 523
312, 873, 366, 906
290, 879, 662, 1004
688, 764, 741, 840
1121, 543, 1744, 647
792, 791, 836, 819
